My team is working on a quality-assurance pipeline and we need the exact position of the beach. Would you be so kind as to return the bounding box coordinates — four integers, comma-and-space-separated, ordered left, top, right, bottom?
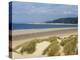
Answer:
12, 27, 77, 40
10, 27, 78, 58
9, 2, 78, 59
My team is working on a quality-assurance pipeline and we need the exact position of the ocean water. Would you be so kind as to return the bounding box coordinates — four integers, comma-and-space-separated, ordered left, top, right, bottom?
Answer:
10, 23, 78, 30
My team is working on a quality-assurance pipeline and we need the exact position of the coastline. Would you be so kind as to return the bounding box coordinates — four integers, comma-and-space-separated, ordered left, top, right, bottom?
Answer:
10, 27, 78, 58
11, 27, 77, 41
11, 27, 78, 47
12, 27, 77, 36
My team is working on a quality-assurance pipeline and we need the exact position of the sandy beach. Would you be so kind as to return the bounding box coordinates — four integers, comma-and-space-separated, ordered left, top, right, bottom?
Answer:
11, 27, 77, 40
10, 27, 78, 59
11, 27, 77, 47
9, 2, 78, 59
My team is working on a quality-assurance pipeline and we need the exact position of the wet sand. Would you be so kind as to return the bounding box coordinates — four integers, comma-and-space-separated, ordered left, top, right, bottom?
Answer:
11, 28, 77, 41
11, 28, 78, 48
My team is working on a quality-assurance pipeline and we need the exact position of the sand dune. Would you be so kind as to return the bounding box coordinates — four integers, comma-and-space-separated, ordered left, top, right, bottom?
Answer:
9, 28, 78, 59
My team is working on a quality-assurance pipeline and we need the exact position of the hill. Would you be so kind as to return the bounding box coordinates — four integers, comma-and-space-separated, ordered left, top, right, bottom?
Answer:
46, 17, 78, 24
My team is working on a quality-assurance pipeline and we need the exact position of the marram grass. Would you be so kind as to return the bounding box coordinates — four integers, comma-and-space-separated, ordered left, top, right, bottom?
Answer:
13, 34, 78, 56
63, 35, 78, 55
42, 40, 60, 56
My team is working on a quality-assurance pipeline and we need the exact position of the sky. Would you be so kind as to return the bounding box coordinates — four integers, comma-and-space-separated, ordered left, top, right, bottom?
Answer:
11, 1, 78, 23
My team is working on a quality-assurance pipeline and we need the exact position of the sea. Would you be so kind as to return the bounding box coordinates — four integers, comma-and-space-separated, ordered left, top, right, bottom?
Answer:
10, 23, 78, 30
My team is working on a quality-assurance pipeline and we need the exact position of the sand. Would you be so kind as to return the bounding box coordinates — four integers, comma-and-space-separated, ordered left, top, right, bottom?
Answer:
12, 27, 77, 41
12, 41, 50, 59
10, 27, 78, 59
12, 27, 77, 36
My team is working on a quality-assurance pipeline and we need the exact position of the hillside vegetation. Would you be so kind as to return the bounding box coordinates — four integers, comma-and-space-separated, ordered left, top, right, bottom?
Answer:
46, 17, 78, 24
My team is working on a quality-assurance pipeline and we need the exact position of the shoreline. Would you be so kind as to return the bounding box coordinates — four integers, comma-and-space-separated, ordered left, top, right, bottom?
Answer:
11, 27, 77, 41
11, 28, 78, 58
11, 28, 78, 48
12, 27, 77, 36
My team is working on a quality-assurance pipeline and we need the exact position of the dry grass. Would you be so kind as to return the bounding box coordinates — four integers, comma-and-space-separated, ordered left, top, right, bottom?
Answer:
42, 40, 60, 56
12, 35, 78, 56
63, 35, 78, 55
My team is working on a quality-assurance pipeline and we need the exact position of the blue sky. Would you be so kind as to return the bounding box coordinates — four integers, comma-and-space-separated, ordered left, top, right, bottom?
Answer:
12, 1, 78, 23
